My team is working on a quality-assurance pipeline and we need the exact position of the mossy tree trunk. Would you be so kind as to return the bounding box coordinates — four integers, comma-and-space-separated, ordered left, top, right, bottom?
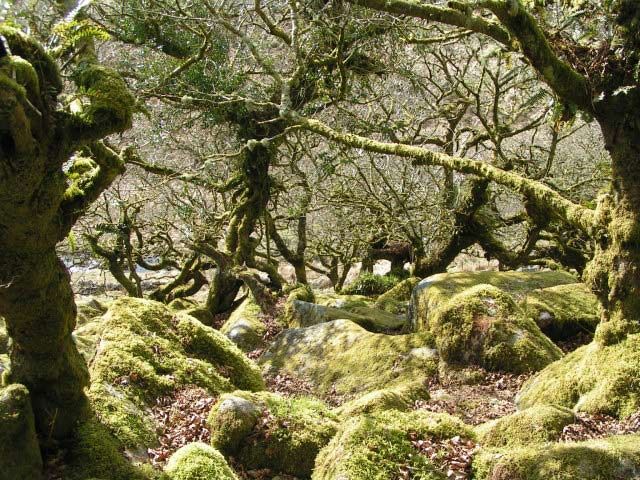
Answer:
0, 27, 135, 439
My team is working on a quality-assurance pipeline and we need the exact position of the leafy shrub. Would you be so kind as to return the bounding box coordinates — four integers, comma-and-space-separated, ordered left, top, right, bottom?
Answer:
342, 273, 403, 296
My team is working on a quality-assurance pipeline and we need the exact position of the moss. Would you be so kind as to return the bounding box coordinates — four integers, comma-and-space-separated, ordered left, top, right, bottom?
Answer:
88, 297, 264, 449
313, 409, 474, 480
411, 270, 578, 331
281, 283, 315, 326
473, 434, 640, 480
476, 405, 575, 448
0, 384, 42, 480
517, 334, 640, 419
342, 272, 403, 296
427, 284, 562, 373
168, 298, 199, 311
375, 276, 420, 314
0, 317, 8, 354
164, 443, 238, 480
220, 296, 265, 351
209, 391, 338, 477
64, 419, 153, 480
259, 319, 438, 397
523, 283, 600, 341
334, 380, 429, 417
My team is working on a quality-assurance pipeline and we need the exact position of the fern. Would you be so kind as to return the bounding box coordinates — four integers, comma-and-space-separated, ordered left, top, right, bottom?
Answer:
52, 20, 110, 58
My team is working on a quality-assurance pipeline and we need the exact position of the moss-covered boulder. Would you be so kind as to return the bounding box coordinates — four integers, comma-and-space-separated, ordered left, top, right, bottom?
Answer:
0, 316, 8, 354
517, 333, 640, 418
334, 380, 428, 417
286, 300, 407, 332
88, 297, 264, 453
523, 283, 600, 341
209, 391, 338, 478
427, 284, 562, 373
0, 384, 42, 480
281, 283, 316, 326
76, 297, 110, 326
476, 405, 575, 448
473, 434, 640, 480
374, 276, 420, 314
313, 409, 474, 480
165, 443, 238, 480
259, 319, 437, 397
220, 296, 265, 351
410, 270, 577, 331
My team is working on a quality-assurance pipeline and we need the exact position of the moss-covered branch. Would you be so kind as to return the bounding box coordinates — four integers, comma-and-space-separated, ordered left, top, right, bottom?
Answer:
290, 114, 597, 235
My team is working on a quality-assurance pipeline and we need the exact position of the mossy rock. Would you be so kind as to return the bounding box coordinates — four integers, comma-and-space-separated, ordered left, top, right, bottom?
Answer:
88, 297, 264, 451
473, 434, 640, 479
523, 283, 600, 341
209, 391, 338, 478
0, 316, 8, 355
313, 409, 474, 480
165, 443, 238, 480
476, 405, 575, 448
315, 292, 377, 309
410, 270, 578, 331
341, 272, 404, 296
281, 284, 316, 326
334, 380, 428, 417
517, 333, 640, 419
220, 296, 265, 351
374, 276, 420, 314
0, 384, 42, 480
286, 300, 407, 332
259, 319, 438, 397
63, 419, 155, 480
427, 284, 562, 373
168, 298, 199, 312
76, 297, 110, 327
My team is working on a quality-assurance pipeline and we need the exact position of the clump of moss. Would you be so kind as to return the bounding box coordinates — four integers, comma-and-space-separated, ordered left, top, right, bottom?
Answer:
342, 272, 403, 296
220, 296, 265, 351
0, 384, 42, 480
167, 298, 199, 312
411, 271, 577, 331
259, 319, 438, 397
313, 409, 474, 480
517, 333, 640, 419
473, 434, 640, 480
88, 297, 264, 450
375, 276, 420, 314
427, 285, 562, 373
209, 391, 338, 478
334, 380, 428, 417
523, 283, 600, 341
476, 405, 575, 448
164, 443, 238, 480
281, 284, 315, 326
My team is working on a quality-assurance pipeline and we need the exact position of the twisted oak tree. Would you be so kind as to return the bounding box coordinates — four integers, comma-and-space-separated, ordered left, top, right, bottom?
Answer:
0, 26, 135, 438
287, 0, 640, 340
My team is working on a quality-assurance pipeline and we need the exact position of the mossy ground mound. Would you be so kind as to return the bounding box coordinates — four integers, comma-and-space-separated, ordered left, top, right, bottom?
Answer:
334, 380, 428, 417
375, 276, 421, 314
517, 333, 640, 418
165, 443, 238, 480
476, 405, 575, 448
209, 391, 338, 478
523, 283, 600, 341
427, 284, 562, 373
410, 270, 577, 331
473, 434, 640, 480
259, 319, 437, 397
87, 297, 264, 451
313, 409, 474, 480
220, 295, 265, 351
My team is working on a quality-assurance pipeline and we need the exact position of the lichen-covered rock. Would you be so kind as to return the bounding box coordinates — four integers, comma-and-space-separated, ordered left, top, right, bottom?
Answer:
334, 381, 428, 417
374, 276, 420, 314
313, 409, 474, 480
88, 297, 264, 451
476, 405, 575, 448
220, 296, 265, 351
259, 319, 437, 397
473, 434, 640, 480
209, 391, 338, 478
286, 300, 407, 332
410, 270, 577, 331
0, 384, 42, 480
517, 333, 640, 419
165, 443, 238, 480
427, 284, 562, 373
523, 283, 600, 341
